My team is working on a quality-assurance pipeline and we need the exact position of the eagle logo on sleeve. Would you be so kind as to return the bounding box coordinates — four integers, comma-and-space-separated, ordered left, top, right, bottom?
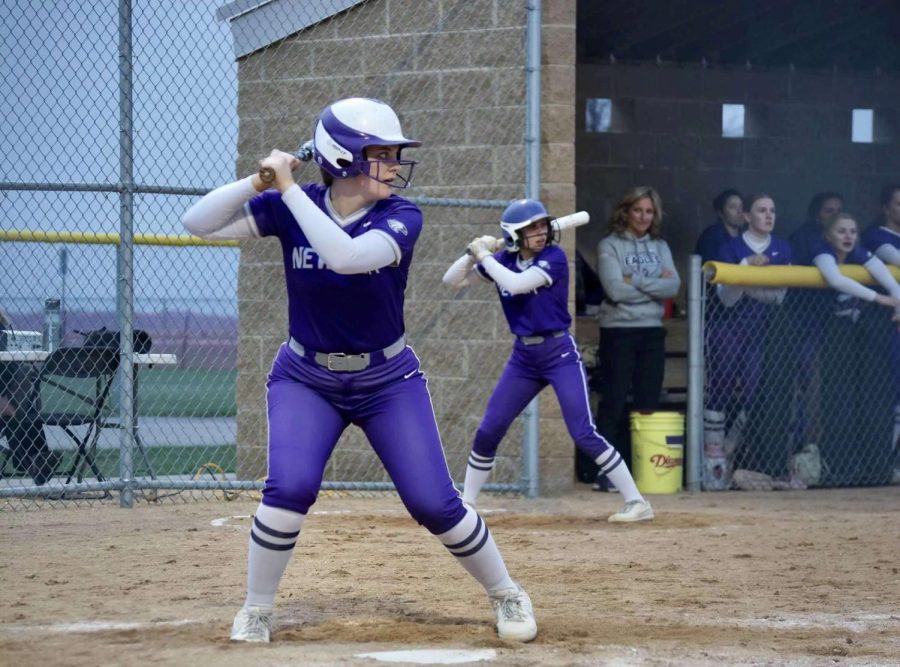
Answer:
538, 260, 550, 269
387, 219, 408, 236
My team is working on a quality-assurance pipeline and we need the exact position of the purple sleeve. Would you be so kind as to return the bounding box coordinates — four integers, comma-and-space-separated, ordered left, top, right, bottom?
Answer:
811, 240, 836, 261
248, 184, 324, 238
247, 190, 288, 238
852, 246, 874, 264
535, 246, 568, 283
369, 204, 423, 261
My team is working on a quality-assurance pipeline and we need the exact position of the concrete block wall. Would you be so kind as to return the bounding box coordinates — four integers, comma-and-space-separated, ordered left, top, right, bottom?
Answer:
575, 62, 900, 293
233, 0, 579, 495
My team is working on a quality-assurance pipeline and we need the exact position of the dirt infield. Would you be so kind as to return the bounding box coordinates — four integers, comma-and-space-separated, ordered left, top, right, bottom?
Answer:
1, 486, 898, 666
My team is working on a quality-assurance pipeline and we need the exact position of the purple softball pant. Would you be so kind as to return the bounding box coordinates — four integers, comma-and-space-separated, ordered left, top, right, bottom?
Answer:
262, 343, 466, 535
472, 333, 614, 461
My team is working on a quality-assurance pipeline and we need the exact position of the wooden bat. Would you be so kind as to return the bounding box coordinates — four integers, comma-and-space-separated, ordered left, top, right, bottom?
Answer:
258, 140, 315, 185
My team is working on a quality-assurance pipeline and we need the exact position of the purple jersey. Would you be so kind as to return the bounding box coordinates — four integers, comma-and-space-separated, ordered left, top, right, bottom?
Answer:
861, 225, 900, 257
476, 245, 571, 337
714, 234, 792, 321
250, 184, 422, 353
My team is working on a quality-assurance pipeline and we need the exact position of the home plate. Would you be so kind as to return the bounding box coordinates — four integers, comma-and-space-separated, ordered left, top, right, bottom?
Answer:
355, 648, 496, 664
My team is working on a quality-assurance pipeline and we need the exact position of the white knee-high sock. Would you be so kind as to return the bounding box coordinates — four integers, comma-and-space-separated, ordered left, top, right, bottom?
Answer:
595, 448, 643, 503
436, 506, 515, 593
244, 503, 306, 608
462, 451, 495, 505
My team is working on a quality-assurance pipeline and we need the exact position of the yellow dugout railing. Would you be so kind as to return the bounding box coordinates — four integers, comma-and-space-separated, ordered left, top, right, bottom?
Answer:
704, 261, 900, 287
0, 229, 237, 248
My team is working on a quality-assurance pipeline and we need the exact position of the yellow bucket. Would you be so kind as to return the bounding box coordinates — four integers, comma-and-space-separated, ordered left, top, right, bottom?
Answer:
630, 411, 684, 494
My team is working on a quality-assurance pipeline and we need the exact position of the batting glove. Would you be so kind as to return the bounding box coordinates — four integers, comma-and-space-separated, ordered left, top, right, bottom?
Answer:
467, 236, 495, 262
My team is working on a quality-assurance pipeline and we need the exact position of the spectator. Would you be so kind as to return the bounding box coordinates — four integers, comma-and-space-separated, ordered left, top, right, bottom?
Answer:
862, 184, 900, 266
706, 194, 792, 487
812, 212, 900, 486
593, 186, 681, 492
0, 310, 61, 486
862, 185, 900, 468
694, 188, 744, 266
789, 191, 844, 266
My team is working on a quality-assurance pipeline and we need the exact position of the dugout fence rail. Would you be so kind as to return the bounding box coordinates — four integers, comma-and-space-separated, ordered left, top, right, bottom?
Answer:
0, 0, 546, 509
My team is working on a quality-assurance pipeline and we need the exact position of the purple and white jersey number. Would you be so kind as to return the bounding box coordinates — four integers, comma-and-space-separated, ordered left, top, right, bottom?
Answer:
477, 244, 571, 336
250, 184, 422, 353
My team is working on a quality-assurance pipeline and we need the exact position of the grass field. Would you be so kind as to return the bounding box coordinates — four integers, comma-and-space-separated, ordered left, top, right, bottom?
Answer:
41, 368, 236, 418
56, 443, 236, 477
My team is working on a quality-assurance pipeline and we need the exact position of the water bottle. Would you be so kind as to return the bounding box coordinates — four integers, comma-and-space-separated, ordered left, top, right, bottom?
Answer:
43, 298, 61, 352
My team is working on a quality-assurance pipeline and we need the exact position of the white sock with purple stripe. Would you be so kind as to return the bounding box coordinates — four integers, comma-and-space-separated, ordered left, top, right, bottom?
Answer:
463, 451, 495, 505
437, 506, 515, 593
245, 503, 306, 608
595, 448, 643, 503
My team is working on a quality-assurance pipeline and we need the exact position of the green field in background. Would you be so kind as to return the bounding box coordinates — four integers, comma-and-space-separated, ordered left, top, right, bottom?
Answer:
138, 368, 236, 417
41, 368, 236, 418
67, 444, 236, 478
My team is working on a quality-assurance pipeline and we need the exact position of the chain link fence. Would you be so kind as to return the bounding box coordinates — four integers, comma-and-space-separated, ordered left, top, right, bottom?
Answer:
701, 265, 900, 492
1, 0, 535, 508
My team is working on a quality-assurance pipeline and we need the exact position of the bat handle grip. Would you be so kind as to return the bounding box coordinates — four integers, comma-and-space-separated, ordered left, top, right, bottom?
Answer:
258, 166, 276, 185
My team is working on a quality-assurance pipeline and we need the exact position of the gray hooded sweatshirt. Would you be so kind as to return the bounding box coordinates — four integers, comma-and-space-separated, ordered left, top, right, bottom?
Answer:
596, 231, 681, 328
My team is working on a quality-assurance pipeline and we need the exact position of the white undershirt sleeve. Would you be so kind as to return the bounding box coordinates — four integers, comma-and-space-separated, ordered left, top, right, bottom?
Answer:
181, 176, 261, 240
442, 254, 478, 288
280, 184, 397, 274
813, 254, 877, 301
873, 244, 900, 268
479, 256, 549, 294
864, 255, 900, 299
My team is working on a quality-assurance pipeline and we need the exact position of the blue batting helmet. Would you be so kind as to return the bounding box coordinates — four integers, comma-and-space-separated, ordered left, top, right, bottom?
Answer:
499, 199, 553, 252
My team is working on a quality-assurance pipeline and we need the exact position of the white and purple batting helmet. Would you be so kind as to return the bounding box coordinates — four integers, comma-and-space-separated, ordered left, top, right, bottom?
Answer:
499, 198, 554, 252
313, 98, 420, 187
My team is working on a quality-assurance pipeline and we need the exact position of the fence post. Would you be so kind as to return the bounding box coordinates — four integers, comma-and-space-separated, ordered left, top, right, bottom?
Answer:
117, 0, 137, 508
686, 254, 704, 491
521, 0, 542, 498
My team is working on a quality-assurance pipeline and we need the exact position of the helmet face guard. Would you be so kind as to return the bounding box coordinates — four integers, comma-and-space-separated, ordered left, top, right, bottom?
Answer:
499, 198, 554, 252
313, 98, 420, 189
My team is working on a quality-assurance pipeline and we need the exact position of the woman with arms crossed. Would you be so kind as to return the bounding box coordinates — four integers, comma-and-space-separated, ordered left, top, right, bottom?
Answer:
594, 187, 681, 494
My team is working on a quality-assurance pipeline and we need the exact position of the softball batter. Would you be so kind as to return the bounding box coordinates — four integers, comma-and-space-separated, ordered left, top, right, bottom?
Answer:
442, 198, 654, 523
182, 97, 536, 644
